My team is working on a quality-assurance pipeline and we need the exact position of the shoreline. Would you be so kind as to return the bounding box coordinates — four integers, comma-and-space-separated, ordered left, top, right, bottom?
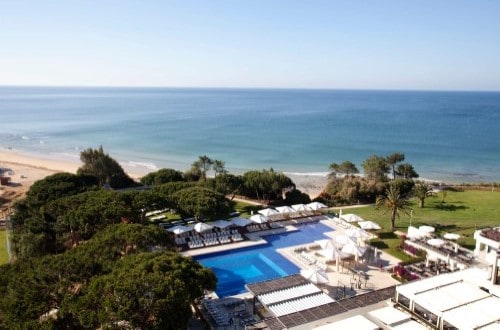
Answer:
0, 149, 328, 199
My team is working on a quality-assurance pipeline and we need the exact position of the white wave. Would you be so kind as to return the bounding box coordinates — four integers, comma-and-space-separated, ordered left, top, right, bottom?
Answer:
21, 135, 30, 140
126, 161, 158, 171
283, 171, 330, 177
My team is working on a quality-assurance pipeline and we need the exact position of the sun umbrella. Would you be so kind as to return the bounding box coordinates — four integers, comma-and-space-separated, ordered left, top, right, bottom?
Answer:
318, 247, 349, 260
300, 268, 329, 284
333, 234, 357, 247
307, 202, 327, 210
341, 243, 367, 257
258, 208, 278, 216
167, 225, 192, 235
443, 233, 461, 240
276, 206, 296, 214
341, 213, 365, 223
292, 204, 311, 212
419, 225, 435, 235
193, 222, 214, 233
346, 228, 372, 240
358, 221, 381, 230
231, 217, 251, 227
315, 239, 335, 250
427, 238, 445, 247
407, 226, 425, 240
250, 214, 269, 224
209, 219, 233, 229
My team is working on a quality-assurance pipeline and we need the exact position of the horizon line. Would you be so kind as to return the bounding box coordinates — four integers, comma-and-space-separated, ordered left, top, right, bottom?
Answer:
1, 84, 499, 93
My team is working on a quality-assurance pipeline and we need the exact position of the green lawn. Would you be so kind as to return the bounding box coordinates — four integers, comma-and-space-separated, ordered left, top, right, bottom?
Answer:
0, 229, 8, 265
233, 201, 261, 218
332, 190, 500, 256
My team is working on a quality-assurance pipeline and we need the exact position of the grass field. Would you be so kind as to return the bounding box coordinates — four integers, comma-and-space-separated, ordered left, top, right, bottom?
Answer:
0, 229, 8, 265
333, 190, 500, 257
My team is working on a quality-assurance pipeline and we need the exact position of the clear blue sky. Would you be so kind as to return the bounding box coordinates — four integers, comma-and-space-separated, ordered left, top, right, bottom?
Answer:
1, 0, 499, 90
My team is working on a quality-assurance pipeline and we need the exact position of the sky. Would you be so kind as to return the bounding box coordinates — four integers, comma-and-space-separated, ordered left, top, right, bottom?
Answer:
1, 0, 500, 90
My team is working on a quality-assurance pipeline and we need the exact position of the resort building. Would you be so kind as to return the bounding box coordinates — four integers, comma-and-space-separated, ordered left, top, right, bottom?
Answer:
474, 227, 500, 285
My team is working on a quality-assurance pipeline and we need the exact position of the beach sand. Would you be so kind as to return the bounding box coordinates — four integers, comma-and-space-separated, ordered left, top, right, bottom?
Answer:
0, 149, 328, 213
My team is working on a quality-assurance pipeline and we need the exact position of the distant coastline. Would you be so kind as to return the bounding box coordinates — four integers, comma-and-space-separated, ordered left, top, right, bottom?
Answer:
1, 87, 500, 184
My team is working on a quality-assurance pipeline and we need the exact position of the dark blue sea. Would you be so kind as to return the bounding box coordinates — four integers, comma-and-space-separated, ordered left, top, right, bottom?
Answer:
1, 86, 500, 182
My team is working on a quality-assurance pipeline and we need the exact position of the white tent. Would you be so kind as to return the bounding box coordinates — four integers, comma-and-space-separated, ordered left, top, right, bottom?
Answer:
341, 242, 367, 257
427, 238, 445, 247
250, 214, 269, 224
275, 206, 296, 214
419, 225, 435, 234
407, 226, 425, 239
340, 213, 364, 223
209, 219, 233, 229
315, 239, 335, 250
194, 222, 213, 233
346, 228, 371, 240
358, 220, 381, 230
307, 202, 327, 210
443, 232, 460, 240
300, 268, 329, 284
292, 204, 311, 212
333, 234, 357, 247
167, 225, 192, 235
258, 208, 278, 216
231, 217, 251, 227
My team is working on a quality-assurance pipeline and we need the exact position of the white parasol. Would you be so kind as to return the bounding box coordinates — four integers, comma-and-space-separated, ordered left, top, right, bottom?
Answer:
258, 208, 279, 216
167, 225, 193, 235
358, 221, 381, 230
250, 214, 269, 224
300, 268, 329, 284
340, 213, 365, 223
306, 202, 327, 210
194, 222, 214, 233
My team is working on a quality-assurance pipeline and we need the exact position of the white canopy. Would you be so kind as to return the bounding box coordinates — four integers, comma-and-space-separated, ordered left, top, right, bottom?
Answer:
258, 208, 278, 216
209, 219, 233, 229
292, 204, 311, 212
333, 234, 357, 247
231, 217, 251, 227
427, 238, 445, 247
194, 222, 213, 233
341, 243, 366, 257
318, 247, 349, 260
300, 268, 329, 284
358, 220, 381, 230
340, 213, 364, 223
250, 214, 269, 224
307, 201, 327, 210
167, 225, 192, 235
419, 225, 435, 234
443, 232, 461, 240
315, 239, 335, 250
275, 206, 296, 214
346, 228, 371, 240
407, 226, 425, 239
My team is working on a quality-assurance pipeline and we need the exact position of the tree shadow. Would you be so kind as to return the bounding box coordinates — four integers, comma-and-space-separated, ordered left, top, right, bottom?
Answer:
433, 203, 468, 211
370, 240, 389, 249
377, 232, 398, 240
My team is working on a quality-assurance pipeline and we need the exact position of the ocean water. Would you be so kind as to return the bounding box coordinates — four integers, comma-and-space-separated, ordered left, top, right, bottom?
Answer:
1, 86, 500, 182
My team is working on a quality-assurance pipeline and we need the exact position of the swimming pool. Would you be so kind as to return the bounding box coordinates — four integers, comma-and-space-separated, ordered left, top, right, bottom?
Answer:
195, 222, 335, 297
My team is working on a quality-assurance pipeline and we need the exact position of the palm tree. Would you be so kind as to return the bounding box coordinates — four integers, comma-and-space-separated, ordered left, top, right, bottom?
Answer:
196, 155, 213, 181
413, 182, 432, 208
376, 186, 412, 231
212, 159, 226, 177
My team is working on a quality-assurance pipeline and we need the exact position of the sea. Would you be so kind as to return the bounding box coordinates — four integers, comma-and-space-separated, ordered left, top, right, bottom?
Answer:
1, 86, 500, 183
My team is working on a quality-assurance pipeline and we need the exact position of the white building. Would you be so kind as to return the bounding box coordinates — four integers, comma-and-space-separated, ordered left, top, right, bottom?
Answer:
474, 227, 500, 284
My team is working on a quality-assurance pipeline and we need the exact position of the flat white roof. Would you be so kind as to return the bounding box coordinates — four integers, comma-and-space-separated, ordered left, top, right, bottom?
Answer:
391, 319, 428, 330
312, 315, 378, 330
368, 306, 411, 326
441, 296, 500, 329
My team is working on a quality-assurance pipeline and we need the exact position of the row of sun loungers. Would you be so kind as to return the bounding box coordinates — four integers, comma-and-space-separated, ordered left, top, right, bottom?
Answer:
204, 300, 230, 326
268, 292, 334, 317
258, 283, 321, 305
299, 251, 317, 265
186, 233, 244, 249
247, 224, 269, 232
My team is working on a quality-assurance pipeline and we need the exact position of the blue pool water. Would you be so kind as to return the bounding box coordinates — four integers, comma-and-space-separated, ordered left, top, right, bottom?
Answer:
195, 222, 334, 297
